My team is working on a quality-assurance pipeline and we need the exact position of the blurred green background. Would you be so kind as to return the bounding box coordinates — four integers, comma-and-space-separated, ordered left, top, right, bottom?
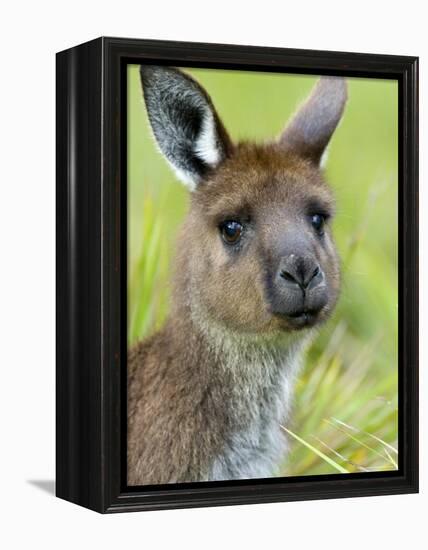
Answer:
127, 65, 398, 476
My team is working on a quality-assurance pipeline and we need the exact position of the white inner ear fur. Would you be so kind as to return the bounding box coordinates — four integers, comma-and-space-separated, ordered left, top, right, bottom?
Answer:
162, 108, 222, 192
319, 147, 329, 169
194, 109, 221, 167
146, 118, 200, 192
170, 164, 198, 192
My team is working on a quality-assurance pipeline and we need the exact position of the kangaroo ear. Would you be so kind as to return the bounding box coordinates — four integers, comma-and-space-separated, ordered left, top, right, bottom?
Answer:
140, 66, 232, 190
280, 77, 347, 165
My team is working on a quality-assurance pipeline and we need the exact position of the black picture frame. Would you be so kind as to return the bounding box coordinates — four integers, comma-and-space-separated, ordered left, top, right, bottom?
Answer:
56, 36, 419, 513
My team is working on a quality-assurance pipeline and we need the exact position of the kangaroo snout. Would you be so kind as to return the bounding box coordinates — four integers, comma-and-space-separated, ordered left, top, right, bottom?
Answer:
272, 254, 328, 327
279, 254, 323, 291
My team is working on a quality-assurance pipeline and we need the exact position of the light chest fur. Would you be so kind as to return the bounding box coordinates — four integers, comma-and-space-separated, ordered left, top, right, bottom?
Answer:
207, 334, 305, 481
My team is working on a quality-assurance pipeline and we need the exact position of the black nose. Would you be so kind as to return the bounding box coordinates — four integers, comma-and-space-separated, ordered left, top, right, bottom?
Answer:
279, 255, 322, 291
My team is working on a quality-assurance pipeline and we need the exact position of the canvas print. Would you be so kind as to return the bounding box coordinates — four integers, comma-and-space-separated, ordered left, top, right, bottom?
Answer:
127, 65, 398, 486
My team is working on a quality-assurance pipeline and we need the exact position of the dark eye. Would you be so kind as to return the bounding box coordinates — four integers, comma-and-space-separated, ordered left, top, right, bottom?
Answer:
220, 220, 243, 245
310, 214, 326, 235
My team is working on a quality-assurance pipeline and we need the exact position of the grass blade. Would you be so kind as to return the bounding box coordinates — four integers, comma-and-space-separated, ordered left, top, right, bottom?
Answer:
281, 425, 348, 474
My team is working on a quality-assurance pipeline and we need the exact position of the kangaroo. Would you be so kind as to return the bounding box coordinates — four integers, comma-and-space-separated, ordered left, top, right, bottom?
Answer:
128, 66, 347, 485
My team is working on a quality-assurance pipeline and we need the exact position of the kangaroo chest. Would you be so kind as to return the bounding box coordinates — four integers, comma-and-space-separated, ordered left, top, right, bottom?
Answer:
207, 352, 299, 481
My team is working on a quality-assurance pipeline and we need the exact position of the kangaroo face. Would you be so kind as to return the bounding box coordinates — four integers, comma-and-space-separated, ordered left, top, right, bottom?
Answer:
184, 146, 340, 334
140, 67, 346, 336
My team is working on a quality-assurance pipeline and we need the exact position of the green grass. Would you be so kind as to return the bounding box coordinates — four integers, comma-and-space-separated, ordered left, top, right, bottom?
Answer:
127, 65, 398, 476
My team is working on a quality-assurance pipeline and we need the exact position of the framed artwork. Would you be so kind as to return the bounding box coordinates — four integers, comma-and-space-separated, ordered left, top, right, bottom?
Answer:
56, 37, 418, 513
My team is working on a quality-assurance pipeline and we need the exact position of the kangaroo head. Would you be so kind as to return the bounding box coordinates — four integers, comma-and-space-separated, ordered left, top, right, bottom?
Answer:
140, 66, 347, 337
